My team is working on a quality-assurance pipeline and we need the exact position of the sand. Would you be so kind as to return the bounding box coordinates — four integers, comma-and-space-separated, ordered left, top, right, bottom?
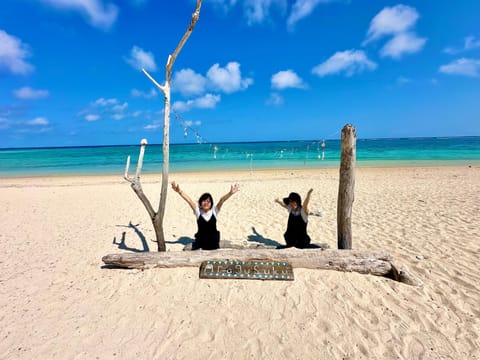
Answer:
1, 166, 479, 359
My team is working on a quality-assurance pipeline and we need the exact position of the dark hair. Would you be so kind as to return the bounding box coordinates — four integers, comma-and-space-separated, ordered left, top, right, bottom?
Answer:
198, 192, 214, 207
283, 192, 302, 207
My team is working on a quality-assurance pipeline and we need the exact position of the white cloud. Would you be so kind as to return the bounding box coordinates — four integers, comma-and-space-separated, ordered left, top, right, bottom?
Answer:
380, 32, 426, 59
171, 102, 187, 113
266, 92, 284, 106
194, 94, 222, 108
27, 117, 49, 126
131, 88, 157, 99
173, 62, 253, 96
110, 101, 128, 120
0, 30, 34, 75
125, 46, 157, 72
444, 35, 480, 54
39, 0, 118, 30
144, 123, 161, 130
169, 62, 252, 113
95, 97, 118, 106
172, 68, 207, 96
243, 0, 287, 25
271, 70, 306, 89
464, 36, 480, 51
206, 0, 238, 13
112, 102, 128, 112
207, 0, 336, 29
207, 62, 253, 93
112, 113, 125, 120
287, 0, 333, 29
439, 58, 480, 77
17, 126, 51, 134
0, 117, 10, 129
83, 97, 129, 121
443, 47, 456, 55
13, 86, 49, 99
172, 94, 221, 113
312, 49, 377, 77
364, 4, 419, 45
85, 114, 100, 121
363, 4, 426, 59
184, 120, 202, 127
397, 76, 411, 85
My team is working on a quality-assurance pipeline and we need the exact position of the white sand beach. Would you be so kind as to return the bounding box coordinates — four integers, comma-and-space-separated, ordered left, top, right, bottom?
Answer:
1, 166, 479, 359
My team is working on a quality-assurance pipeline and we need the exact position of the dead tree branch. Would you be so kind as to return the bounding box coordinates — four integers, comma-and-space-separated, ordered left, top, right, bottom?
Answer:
124, 1, 203, 251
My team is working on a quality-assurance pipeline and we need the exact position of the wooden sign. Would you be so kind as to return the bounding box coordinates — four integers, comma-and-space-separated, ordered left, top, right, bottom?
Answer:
199, 260, 294, 280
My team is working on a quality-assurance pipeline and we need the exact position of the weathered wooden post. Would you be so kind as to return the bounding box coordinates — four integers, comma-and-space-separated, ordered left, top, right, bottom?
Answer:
337, 124, 356, 249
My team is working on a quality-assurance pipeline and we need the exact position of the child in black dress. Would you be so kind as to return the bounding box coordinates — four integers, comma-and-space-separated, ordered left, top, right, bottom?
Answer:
275, 189, 313, 248
171, 182, 239, 250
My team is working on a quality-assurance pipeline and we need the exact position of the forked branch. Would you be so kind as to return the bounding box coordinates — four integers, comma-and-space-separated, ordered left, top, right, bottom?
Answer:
124, 139, 155, 219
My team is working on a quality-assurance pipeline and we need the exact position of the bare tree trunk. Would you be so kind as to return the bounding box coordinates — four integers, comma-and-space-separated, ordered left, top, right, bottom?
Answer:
153, 214, 166, 251
153, 87, 170, 251
124, 1, 203, 251
337, 124, 356, 249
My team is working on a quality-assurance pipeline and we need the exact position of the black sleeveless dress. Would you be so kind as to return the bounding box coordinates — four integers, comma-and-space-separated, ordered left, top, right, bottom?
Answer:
193, 211, 220, 250
284, 208, 311, 249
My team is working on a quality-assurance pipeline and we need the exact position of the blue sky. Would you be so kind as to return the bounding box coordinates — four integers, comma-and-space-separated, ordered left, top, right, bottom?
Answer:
0, 0, 479, 148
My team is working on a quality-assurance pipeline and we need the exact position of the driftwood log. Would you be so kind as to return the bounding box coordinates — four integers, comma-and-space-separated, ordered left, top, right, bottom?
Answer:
337, 124, 356, 249
101, 248, 421, 285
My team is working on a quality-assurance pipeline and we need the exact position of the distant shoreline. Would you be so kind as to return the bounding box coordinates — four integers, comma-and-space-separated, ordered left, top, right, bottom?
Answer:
1, 135, 479, 151
1, 137, 479, 177
1, 161, 479, 180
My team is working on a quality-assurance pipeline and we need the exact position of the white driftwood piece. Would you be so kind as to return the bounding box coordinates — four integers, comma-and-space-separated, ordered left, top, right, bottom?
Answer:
123, 0, 203, 252
102, 248, 392, 275
102, 249, 422, 285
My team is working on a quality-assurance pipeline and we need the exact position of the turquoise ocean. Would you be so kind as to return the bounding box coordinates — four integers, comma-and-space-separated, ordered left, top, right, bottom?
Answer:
0, 137, 479, 177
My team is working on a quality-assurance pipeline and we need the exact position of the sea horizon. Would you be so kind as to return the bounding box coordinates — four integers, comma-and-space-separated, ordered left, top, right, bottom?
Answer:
1, 134, 479, 151
1, 136, 479, 177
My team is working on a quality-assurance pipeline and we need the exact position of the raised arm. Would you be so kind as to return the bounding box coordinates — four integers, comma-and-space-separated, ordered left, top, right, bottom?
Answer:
216, 184, 240, 211
171, 182, 196, 212
275, 198, 288, 209
303, 188, 313, 215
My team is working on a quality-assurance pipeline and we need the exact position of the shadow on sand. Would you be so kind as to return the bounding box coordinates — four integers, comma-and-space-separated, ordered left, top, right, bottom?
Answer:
112, 221, 151, 253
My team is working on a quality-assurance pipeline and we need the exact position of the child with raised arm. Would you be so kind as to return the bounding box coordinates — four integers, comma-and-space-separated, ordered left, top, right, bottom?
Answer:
275, 189, 313, 249
171, 182, 240, 250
